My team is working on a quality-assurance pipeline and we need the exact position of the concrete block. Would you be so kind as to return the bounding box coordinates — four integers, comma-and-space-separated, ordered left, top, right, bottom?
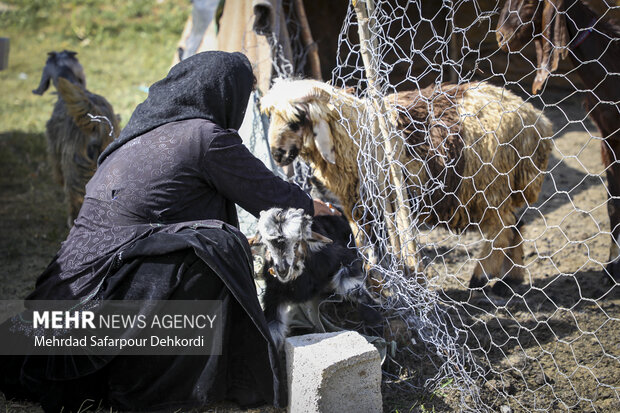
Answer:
285, 331, 382, 413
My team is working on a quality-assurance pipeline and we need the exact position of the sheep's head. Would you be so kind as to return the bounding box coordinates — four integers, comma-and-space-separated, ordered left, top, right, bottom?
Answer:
261, 78, 337, 166
257, 208, 332, 283
33, 50, 86, 96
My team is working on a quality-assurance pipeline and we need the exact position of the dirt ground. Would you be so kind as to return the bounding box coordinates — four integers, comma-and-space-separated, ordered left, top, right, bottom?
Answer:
405, 90, 620, 412
0, 90, 618, 412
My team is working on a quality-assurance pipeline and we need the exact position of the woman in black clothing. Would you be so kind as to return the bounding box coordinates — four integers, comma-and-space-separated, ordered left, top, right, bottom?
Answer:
0, 50, 337, 412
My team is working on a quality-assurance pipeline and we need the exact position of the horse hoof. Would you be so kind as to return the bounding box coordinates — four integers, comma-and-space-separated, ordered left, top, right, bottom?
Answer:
605, 260, 620, 281
468, 275, 487, 290
491, 279, 515, 297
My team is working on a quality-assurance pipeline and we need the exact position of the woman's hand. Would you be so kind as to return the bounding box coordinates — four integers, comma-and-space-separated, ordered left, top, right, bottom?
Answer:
313, 199, 342, 217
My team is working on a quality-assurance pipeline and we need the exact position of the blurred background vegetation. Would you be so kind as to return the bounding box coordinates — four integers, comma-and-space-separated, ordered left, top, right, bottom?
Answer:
0, 0, 189, 302
1, 0, 188, 132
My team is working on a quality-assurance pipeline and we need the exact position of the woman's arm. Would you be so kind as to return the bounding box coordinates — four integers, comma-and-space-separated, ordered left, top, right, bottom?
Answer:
202, 131, 317, 217
312, 199, 342, 217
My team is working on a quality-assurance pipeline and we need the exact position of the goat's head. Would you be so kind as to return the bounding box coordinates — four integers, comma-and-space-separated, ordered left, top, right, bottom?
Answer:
261, 79, 337, 166
256, 208, 332, 283
33, 50, 86, 96
496, 0, 568, 94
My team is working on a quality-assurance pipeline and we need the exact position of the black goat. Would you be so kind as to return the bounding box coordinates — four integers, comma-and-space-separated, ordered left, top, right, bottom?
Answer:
255, 207, 381, 348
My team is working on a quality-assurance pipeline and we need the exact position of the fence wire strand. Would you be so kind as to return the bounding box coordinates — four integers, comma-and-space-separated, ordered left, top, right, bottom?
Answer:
317, 0, 620, 411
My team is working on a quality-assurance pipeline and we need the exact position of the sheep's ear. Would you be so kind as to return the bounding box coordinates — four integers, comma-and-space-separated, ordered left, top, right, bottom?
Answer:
313, 118, 336, 164
533, 0, 568, 94
308, 231, 333, 252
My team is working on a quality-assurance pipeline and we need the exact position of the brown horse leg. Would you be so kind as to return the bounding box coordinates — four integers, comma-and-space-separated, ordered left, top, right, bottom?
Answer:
601, 137, 620, 278
584, 94, 620, 279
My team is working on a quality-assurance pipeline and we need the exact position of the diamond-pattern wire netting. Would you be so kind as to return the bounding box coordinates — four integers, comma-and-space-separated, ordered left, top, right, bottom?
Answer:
319, 0, 619, 411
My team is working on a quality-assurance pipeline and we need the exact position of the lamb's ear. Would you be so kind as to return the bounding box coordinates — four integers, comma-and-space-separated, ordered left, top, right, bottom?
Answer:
308, 231, 333, 252
533, 0, 568, 94
258, 210, 269, 226
313, 118, 336, 164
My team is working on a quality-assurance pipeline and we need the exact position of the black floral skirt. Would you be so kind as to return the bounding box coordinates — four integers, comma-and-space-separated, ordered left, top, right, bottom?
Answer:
1, 238, 283, 413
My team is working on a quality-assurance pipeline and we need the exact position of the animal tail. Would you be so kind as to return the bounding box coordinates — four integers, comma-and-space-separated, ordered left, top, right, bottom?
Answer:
56, 77, 111, 135
56, 77, 117, 160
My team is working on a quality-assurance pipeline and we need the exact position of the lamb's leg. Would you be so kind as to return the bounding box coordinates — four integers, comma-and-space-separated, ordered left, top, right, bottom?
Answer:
263, 297, 290, 350
300, 297, 326, 333
470, 210, 519, 295
269, 304, 290, 350
331, 265, 383, 334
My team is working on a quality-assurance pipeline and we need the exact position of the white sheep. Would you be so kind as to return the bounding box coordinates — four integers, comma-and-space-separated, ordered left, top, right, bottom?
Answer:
261, 79, 553, 294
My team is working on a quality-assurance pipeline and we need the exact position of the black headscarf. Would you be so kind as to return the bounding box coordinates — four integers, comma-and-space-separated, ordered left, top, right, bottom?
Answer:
98, 51, 254, 165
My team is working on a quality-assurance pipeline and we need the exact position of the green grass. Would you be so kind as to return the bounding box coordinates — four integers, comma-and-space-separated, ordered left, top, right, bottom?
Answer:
0, 0, 190, 298
0, 0, 189, 133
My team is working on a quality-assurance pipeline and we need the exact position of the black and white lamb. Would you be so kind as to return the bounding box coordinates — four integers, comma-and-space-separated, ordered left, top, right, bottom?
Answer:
255, 207, 381, 348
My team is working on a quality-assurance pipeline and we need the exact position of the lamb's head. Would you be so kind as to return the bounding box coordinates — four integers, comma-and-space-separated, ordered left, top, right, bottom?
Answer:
257, 208, 332, 283
261, 78, 337, 166
33, 50, 86, 96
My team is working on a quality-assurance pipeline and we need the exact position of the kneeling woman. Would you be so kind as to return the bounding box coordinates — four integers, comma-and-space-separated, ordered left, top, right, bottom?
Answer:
0, 51, 337, 412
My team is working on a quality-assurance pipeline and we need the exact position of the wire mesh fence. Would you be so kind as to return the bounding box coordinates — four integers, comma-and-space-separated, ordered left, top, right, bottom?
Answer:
175, 0, 619, 410
312, 0, 618, 411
